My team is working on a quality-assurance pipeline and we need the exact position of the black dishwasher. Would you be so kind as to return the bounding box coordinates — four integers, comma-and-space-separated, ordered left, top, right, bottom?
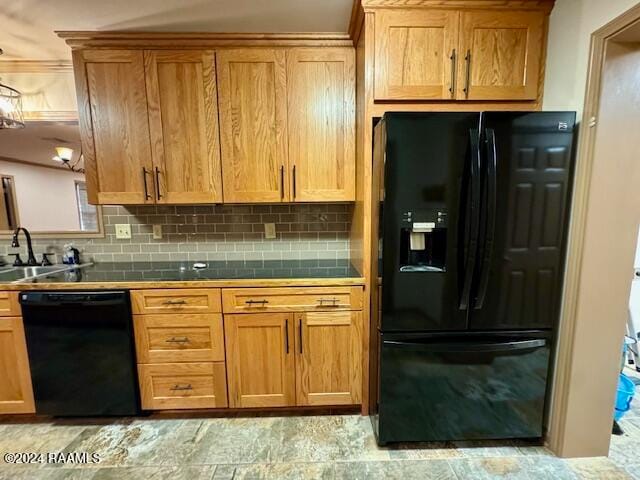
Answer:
20, 291, 140, 416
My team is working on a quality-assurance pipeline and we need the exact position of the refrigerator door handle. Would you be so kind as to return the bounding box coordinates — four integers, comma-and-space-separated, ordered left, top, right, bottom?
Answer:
459, 129, 482, 310
475, 128, 497, 310
384, 339, 547, 353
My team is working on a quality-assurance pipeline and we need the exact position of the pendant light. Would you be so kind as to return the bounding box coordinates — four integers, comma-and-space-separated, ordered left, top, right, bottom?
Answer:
52, 146, 86, 174
0, 48, 25, 129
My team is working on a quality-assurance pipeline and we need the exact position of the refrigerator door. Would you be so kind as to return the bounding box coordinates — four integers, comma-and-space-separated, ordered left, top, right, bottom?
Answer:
379, 112, 481, 332
374, 331, 551, 444
469, 112, 576, 330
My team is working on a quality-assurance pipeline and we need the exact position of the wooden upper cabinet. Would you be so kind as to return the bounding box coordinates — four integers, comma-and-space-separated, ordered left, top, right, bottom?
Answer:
374, 9, 460, 100
287, 48, 355, 201
0, 316, 35, 414
458, 10, 545, 100
295, 311, 362, 406
224, 313, 295, 408
144, 50, 223, 203
73, 49, 154, 204
217, 49, 289, 203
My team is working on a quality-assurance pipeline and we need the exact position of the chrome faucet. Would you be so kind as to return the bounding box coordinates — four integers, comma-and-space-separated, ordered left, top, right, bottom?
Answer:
11, 227, 38, 266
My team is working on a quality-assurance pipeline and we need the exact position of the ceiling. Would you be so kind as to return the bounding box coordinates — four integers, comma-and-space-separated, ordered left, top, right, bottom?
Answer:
0, 121, 82, 170
0, 0, 354, 60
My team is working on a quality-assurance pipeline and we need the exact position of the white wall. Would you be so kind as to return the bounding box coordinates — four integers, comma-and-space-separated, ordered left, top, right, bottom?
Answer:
543, 0, 639, 116
0, 160, 84, 231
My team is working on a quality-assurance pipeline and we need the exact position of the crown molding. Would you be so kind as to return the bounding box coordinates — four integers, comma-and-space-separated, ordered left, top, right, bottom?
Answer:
23, 111, 78, 121
348, 0, 365, 44
0, 60, 73, 73
56, 31, 353, 49
360, 0, 554, 12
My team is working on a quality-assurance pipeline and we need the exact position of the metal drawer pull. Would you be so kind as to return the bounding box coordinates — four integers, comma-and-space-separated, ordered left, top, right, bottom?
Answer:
165, 336, 190, 344
170, 384, 193, 391
317, 298, 340, 306
163, 299, 187, 305
463, 50, 472, 98
245, 299, 269, 305
449, 49, 456, 97
285, 319, 289, 354
298, 318, 303, 354
142, 167, 152, 200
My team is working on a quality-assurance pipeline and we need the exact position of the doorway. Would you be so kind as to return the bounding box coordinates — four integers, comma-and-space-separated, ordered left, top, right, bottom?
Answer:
549, 4, 640, 458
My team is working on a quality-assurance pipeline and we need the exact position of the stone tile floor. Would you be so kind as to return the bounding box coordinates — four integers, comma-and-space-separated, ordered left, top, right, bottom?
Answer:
0, 369, 638, 479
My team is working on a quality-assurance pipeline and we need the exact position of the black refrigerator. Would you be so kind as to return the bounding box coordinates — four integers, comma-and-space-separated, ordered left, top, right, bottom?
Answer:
371, 112, 576, 445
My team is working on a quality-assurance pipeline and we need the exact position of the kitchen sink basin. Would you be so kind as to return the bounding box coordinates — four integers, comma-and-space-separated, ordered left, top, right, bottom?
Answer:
0, 263, 93, 283
17, 265, 73, 276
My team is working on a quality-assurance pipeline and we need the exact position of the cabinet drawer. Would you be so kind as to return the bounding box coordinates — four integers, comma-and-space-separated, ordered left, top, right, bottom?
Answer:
222, 287, 363, 313
138, 362, 228, 410
0, 292, 20, 317
134, 314, 224, 363
131, 289, 221, 314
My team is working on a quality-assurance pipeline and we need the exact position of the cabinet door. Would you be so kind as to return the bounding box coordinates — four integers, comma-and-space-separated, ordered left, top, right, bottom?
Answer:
287, 48, 355, 201
458, 10, 544, 100
224, 313, 295, 408
73, 50, 154, 204
374, 9, 460, 100
144, 50, 223, 203
295, 311, 362, 406
217, 49, 289, 203
0, 317, 35, 414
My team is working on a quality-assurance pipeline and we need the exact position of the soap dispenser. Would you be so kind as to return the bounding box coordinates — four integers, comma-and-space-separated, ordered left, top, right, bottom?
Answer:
62, 243, 81, 265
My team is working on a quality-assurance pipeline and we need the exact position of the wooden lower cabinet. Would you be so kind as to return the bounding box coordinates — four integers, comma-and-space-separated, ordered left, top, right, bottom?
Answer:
295, 311, 362, 406
0, 316, 35, 414
131, 288, 222, 315
225, 311, 362, 408
134, 313, 225, 363
224, 313, 296, 408
138, 362, 228, 410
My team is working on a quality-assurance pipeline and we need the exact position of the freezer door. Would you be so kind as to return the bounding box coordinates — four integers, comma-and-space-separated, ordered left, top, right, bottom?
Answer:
469, 112, 576, 330
379, 112, 481, 332
375, 332, 551, 444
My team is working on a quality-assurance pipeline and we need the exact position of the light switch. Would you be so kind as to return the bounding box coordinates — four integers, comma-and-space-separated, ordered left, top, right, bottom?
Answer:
264, 223, 276, 239
152, 224, 163, 240
115, 224, 131, 239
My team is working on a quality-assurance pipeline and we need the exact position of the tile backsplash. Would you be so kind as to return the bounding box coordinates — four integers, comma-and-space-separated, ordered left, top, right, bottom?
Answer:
2, 204, 352, 264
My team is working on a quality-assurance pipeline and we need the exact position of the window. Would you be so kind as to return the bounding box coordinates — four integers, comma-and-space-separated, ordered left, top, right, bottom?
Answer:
75, 181, 98, 231
0, 175, 18, 230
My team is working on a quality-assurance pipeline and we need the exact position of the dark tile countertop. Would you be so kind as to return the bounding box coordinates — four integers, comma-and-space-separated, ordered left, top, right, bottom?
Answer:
15, 259, 362, 285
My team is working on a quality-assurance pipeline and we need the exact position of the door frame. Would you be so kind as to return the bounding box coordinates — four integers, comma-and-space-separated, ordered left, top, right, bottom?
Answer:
548, 2, 640, 458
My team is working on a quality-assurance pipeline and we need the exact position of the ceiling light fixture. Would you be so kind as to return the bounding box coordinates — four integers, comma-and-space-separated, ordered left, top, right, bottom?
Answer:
52, 146, 85, 174
0, 48, 25, 129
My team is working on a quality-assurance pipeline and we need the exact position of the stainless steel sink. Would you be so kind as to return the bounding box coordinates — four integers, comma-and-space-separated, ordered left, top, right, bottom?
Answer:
0, 263, 93, 283
17, 265, 72, 276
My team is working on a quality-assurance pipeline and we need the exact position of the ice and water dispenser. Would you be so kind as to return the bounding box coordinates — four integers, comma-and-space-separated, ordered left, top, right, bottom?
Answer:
399, 209, 447, 272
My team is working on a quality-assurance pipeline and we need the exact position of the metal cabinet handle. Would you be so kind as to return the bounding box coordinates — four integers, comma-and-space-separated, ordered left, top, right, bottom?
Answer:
170, 384, 193, 391
298, 318, 303, 354
292, 165, 297, 199
154, 166, 163, 200
245, 299, 269, 305
449, 49, 457, 97
165, 336, 190, 344
142, 167, 152, 200
463, 50, 471, 98
280, 165, 285, 200
285, 319, 289, 354
317, 298, 339, 306
163, 299, 187, 305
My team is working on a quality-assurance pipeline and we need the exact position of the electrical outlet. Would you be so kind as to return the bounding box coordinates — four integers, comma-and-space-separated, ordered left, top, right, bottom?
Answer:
152, 224, 163, 240
264, 223, 276, 239
115, 224, 131, 240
